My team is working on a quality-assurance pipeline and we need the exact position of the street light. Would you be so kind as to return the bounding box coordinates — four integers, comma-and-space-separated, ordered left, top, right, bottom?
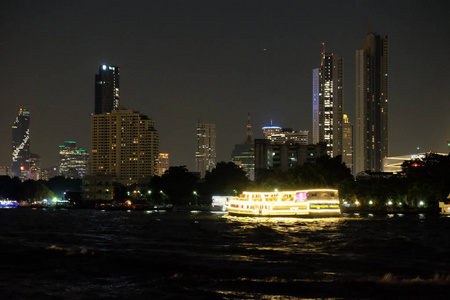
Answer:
193, 191, 198, 205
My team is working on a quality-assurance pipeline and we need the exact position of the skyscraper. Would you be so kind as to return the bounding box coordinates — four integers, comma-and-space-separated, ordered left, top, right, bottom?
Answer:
312, 43, 343, 157
58, 141, 89, 178
342, 114, 354, 174
231, 113, 255, 180
157, 153, 169, 176
95, 65, 120, 114
195, 122, 216, 178
91, 109, 159, 185
355, 31, 388, 173
12, 107, 31, 179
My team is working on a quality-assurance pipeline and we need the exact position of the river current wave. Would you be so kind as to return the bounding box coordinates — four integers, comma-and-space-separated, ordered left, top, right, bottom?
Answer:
1, 209, 449, 299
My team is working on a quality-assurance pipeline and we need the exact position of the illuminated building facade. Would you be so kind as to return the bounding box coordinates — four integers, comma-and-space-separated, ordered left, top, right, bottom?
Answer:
356, 31, 389, 173
231, 113, 255, 180
11, 107, 31, 179
312, 44, 343, 157
195, 122, 216, 178
263, 123, 308, 145
255, 140, 327, 180
91, 109, 159, 185
342, 114, 354, 173
41, 166, 58, 181
95, 65, 120, 114
256, 122, 323, 180
29, 153, 41, 180
58, 141, 89, 178
0, 166, 11, 177
157, 153, 169, 176
382, 153, 447, 174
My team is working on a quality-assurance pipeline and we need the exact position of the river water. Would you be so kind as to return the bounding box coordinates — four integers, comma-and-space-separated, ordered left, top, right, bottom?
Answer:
1, 209, 449, 299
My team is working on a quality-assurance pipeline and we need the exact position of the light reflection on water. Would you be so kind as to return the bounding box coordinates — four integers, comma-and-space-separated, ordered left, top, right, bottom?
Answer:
1, 209, 450, 299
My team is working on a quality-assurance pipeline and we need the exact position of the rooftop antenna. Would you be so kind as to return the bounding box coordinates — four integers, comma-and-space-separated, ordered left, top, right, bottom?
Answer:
245, 113, 253, 144
321, 42, 325, 66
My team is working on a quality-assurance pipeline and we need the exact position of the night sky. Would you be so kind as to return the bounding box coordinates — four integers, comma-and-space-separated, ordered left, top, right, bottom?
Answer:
1, 0, 449, 171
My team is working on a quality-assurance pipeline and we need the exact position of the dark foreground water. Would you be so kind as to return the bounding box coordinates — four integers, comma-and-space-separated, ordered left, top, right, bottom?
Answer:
1, 209, 450, 299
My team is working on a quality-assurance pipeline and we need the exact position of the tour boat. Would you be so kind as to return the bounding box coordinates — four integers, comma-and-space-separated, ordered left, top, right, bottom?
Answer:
225, 189, 341, 217
0, 200, 19, 209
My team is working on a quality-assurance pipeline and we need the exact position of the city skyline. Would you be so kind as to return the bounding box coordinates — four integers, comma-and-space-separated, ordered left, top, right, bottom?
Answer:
1, 1, 449, 171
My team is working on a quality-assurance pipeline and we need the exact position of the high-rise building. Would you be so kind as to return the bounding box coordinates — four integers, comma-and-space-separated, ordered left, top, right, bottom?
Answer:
41, 166, 58, 181
58, 141, 89, 178
29, 153, 41, 180
312, 43, 343, 157
195, 122, 216, 178
342, 114, 354, 174
355, 31, 388, 173
157, 153, 169, 176
263, 123, 308, 145
95, 65, 120, 114
91, 109, 159, 185
231, 113, 255, 180
254, 139, 327, 180
12, 107, 31, 179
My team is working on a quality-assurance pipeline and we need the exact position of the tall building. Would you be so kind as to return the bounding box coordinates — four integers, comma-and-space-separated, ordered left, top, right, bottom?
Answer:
58, 141, 89, 178
312, 43, 343, 157
254, 140, 327, 180
355, 31, 389, 173
231, 113, 255, 180
29, 153, 41, 180
91, 109, 159, 185
12, 107, 31, 179
342, 114, 354, 174
41, 166, 58, 181
195, 122, 216, 178
263, 123, 308, 145
95, 65, 120, 114
157, 153, 169, 176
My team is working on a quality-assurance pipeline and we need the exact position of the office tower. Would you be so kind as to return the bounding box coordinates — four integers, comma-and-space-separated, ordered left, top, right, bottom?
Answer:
91, 109, 159, 185
312, 43, 343, 157
41, 166, 58, 181
255, 123, 318, 180
263, 123, 308, 145
195, 122, 216, 178
12, 107, 31, 179
95, 65, 120, 114
355, 31, 388, 173
254, 140, 327, 180
231, 113, 255, 180
58, 141, 89, 178
342, 114, 354, 173
28, 153, 41, 180
157, 153, 169, 176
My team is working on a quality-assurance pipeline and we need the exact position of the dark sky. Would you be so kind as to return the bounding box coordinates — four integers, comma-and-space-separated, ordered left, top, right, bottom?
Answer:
1, 0, 449, 171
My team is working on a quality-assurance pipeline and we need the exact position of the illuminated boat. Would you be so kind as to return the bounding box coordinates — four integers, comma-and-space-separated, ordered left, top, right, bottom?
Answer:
0, 200, 19, 209
225, 189, 341, 217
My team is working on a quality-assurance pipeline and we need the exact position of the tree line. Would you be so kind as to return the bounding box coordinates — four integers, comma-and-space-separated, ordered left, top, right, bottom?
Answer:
2, 153, 449, 211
